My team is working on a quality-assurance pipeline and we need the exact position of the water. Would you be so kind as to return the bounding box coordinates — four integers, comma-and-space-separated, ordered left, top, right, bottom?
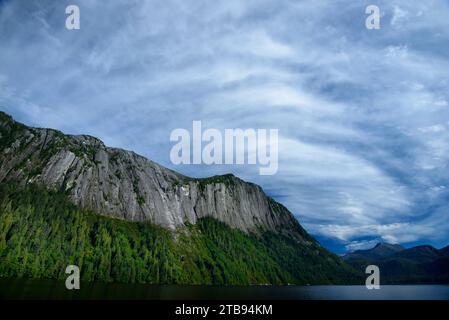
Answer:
0, 278, 448, 300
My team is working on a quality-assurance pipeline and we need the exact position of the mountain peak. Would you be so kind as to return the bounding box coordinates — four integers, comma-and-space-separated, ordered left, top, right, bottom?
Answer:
374, 242, 405, 251
343, 242, 405, 261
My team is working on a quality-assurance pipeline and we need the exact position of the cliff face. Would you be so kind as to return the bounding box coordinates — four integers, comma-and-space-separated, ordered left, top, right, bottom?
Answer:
0, 112, 310, 241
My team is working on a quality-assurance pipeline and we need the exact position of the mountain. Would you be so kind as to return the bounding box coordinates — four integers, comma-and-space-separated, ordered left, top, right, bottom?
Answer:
344, 243, 405, 262
0, 111, 358, 285
343, 242, 449, 284
0, 112, 299, 237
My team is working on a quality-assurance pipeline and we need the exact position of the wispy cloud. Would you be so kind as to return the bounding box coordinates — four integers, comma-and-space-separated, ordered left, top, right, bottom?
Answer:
1, 0, 449, 252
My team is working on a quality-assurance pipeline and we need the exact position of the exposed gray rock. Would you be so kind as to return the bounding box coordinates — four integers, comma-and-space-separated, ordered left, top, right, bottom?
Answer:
0, 111, 312, 242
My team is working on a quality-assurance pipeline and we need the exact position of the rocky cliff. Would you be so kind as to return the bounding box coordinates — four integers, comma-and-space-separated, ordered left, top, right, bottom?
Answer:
0, 111, 310, 242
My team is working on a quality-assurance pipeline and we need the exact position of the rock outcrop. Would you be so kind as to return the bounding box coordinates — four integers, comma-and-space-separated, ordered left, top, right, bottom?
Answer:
0, 111, 311, 242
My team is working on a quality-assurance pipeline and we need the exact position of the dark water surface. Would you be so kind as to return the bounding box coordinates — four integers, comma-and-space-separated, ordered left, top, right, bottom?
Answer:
0, 279, 448, 300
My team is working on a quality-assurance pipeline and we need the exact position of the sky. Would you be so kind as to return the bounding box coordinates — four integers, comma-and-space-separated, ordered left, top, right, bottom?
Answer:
1, 0, 449, 254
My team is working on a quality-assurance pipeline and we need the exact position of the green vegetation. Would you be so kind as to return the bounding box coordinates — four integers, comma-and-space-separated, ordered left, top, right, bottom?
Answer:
109, 151, 121, 165
137, 195, 146, 206
0, 112, 26, 151
190, 174, 238, 193
193, 174, 236, 185
0, 183, 359, 285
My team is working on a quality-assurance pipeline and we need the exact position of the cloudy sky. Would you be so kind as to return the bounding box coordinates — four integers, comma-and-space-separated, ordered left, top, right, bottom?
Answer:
1, 0, 449, 253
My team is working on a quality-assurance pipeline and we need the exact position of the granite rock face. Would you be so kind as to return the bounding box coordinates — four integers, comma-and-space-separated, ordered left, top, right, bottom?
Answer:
0, 112, 311, 241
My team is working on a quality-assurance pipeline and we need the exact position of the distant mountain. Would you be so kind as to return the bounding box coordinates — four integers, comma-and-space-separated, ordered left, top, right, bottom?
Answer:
344, 243, 405, 262
343, 242, 449, 284
0, 111, 359, 285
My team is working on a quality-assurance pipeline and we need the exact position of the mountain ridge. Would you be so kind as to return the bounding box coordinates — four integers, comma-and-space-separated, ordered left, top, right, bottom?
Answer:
343, 242, 449, 284
0, 111, 308, 241
343, 242, 405, 261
